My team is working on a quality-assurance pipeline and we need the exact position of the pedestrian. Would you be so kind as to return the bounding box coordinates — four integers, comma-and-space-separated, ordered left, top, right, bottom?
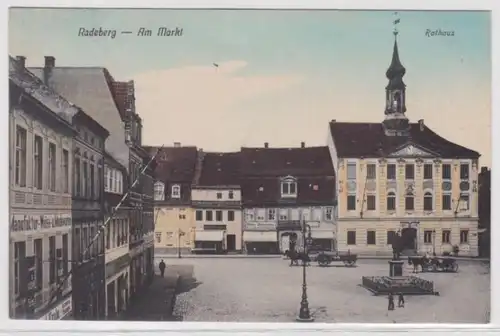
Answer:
159, 259, 166, 277
388, 293, 395, 311
398, 293, 405, 308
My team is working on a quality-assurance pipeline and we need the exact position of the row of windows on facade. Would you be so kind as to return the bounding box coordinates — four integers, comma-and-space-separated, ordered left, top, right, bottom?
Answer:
104, 167, 124, 195
195, 210, 236, 222
153, 183, 238, 201
346, 162, 471, 181
12, 235, 69, 299
105, 218, 129, 250
346, 193, 470, 212
14, 126, 71, 193
346, 229, 470, 246
244, 207, 334, 221
73, 224, 106, 264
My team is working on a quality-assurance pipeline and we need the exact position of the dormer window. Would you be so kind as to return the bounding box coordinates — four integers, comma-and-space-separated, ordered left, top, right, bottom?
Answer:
154, 181, 165, 201
171, 184, 181, 198
281, 176, 297, 198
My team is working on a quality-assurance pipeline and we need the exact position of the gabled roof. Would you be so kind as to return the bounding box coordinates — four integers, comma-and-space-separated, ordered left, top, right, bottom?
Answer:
240, 146, 334, 177
28, 66, 130, 168
197, 152, 240, 187
329, 121, 480, 159
146, 146, 198, 183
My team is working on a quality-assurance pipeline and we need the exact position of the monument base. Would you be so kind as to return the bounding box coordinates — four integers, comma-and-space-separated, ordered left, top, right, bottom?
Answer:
361, 276, 438, 296
389, 260, 404, 277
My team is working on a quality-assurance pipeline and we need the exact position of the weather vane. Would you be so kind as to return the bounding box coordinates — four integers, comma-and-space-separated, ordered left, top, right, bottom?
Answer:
393, 12, 400, 37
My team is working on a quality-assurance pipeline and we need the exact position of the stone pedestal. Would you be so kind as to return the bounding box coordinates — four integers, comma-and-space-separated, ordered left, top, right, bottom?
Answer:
389, 260, 404, 277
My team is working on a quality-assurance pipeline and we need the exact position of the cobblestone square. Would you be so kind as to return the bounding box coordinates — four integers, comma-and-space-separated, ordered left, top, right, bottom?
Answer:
159, 258, 490, 323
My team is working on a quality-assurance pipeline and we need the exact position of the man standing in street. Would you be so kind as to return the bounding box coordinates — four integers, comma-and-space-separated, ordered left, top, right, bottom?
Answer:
159, 259, 166, 277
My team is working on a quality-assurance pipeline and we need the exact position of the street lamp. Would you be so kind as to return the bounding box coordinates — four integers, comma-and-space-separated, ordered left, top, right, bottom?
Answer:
432, 229, 436, 256
296, 217, 314, 323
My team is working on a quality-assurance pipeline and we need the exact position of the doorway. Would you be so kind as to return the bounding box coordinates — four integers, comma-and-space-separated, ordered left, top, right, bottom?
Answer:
401, 227, 417, 252
226, 234, 236, 251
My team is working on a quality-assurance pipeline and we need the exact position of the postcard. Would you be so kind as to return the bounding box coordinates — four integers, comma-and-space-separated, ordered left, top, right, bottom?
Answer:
8, 7, 491, 325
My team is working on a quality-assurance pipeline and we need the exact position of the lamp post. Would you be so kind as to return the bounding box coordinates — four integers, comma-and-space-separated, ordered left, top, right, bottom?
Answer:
177, 229, 185, 259
296, 216, 314, 322
432, 229, 436, 256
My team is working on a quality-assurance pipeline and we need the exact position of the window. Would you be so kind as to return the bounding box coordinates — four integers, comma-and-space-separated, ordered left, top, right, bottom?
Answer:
154, 182, 165, 201
82, 227, 88, 259
387, 230, 396, 245
442, 230, 451, 244
48, 143, 56, 192
256, 209, 265, 221
423, 192, 433, 211
405, 196, 414, 211
49, 236, 56, 284
90, 226, 96, 255
387, 192, 396, 211
423, 164, 433, 180
104, 167, 109, 190
206, 210, 213, 221
106, 223, 111, 249
278, 209, 288, 220
367, 230, 376, 245
347, 163, 356, 180
228, 191, 234, 199
97, 166, 102, 198
82, 161, 88, 197
281, 179, 297, 197
109, 169, 114, 191
171, 185, 181, 198
347, 230, 356, 245
366, 164, 376, 179
15, 126, 27, 187
325, 207, 333, 221
460, 163, 470, 179
216, 210, 223, 221
460, 230, 469, 243
267, 209, 276, 220
386, 164, 396, 180
195, 210, 203, 221
245, 209, 255, 221
90, 164, 95, 198
179, 214, 186, 220
75, 158, 81, 196
442, 194, 452, 210
33, 135, 43, 189
347, 195, 356, 211
442, 164, 451, 179
216, 192, 222, 199
155, 232, 162, 243
228, 210, 235, 221
14, 241, 26, 297
424, 230, 433, 244
62, 150, 69, 193
34, 238, 43, 290
405, 164, 414, 180
367, 195, 376, 211
166, 232, 174, 239
459, 194, 470, 211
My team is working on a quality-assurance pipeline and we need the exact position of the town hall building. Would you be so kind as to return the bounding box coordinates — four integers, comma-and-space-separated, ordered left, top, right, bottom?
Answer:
327, 27, 480, 257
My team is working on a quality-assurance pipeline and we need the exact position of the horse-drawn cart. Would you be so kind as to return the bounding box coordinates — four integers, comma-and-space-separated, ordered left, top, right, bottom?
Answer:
315, 251, 358, 267
408, 255, 459, 273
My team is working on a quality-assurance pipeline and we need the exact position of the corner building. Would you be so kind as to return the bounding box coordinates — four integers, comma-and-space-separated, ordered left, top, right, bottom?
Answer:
327, 31, 480, 256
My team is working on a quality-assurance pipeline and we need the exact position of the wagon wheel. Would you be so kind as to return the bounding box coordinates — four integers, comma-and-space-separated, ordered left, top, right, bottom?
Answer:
317, 256, 328, 267
344, 260, 355, 267
452, 262, 459, 272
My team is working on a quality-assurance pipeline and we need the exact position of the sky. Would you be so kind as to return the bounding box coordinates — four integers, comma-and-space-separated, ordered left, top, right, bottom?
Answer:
8, 9, 492, 167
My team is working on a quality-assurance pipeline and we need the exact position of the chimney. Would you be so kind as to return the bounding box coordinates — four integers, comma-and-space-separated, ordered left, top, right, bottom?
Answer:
418, 119, 424, 131
301, 142, 305, 148
173, 142, 181, 148
264, 142, 269, 148
481, 166, 488, 174
43, 56, 55, 86
331, 119, 336, 123
15, 56, 26, 68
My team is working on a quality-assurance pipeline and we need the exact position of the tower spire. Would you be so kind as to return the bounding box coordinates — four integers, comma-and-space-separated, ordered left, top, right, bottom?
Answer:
382, 12, 410, 136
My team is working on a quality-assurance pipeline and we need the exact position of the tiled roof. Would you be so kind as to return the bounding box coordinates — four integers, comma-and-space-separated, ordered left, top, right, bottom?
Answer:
240, 146, 334, 177
329, 121, 480, 159
197, 152, 240, 187
109, 80, 130, 121
241, 176, 336, 207
28, 66, 130, 169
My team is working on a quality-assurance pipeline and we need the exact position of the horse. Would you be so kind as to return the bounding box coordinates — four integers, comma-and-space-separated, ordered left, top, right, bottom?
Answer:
287, 250, 311, 266
407, 256, 430, 273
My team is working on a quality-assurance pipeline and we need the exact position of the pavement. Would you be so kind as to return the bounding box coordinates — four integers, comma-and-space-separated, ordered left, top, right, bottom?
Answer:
164, 257, 490, 323
122, 265, 195, 321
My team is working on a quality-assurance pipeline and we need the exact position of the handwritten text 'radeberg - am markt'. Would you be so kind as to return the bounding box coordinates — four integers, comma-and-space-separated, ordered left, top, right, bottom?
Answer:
78, 27, 184, 39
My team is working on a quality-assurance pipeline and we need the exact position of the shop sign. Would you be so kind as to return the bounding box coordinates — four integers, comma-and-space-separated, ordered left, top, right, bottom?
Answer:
11, 214, 71, 233
40, 297, 72, 320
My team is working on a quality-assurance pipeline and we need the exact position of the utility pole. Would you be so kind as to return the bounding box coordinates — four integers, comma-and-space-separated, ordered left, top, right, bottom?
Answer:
48, 145, 164, 305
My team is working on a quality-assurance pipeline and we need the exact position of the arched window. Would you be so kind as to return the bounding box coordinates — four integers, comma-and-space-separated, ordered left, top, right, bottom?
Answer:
424, 192, 433, 211
154, 181, 165, 201
387, 191, 396, 211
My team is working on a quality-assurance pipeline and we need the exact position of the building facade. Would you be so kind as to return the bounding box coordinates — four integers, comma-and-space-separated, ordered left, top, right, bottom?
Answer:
9, 56, 74, 320
103, 152, 131, 319
240, 144, 337, 254
149, 144, 198, 254
192, 152, 242, 253
327, 30, 480, 256
478, 167, 490, 257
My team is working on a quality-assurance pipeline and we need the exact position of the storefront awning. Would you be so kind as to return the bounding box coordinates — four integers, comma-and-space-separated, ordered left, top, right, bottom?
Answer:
194, 230, 224, 242
243, 231, 277, 242
311, 231, 334, 239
